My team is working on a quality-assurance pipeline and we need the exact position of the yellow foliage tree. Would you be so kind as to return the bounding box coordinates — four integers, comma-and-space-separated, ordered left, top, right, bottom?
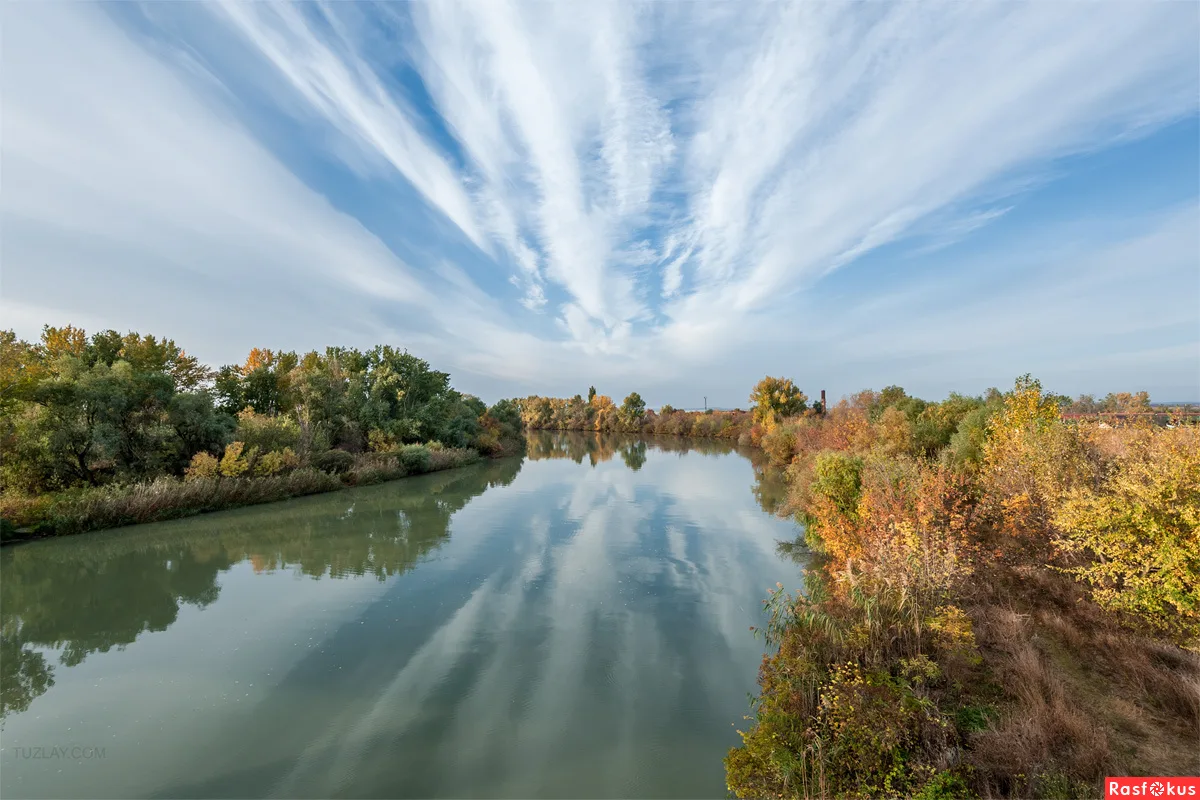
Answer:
242, 347, 276, 376
875, 406, 916, 458
591, 394, 617, 431
184, 452, 220, 481
982, 375, 1091, 541
40, 325, 88, 360
1053, 426, 1200, 645
750, 376, 807, 428
218, 442, 250, 478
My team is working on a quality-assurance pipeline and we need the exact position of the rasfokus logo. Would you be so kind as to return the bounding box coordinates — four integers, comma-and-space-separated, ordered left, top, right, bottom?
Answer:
1106, 777, 1200, 797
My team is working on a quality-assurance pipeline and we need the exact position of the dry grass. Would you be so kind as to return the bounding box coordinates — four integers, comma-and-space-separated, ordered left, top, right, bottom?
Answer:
3, 446, 489, 541
967, 564, 1200, 798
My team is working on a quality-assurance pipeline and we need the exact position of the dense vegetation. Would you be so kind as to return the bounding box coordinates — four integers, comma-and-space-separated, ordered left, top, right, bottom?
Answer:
0, 326, 523, 540
725, 377, 1199, 798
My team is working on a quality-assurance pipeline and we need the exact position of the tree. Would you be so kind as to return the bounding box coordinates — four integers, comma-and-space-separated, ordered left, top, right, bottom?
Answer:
1053, 426, 1199, 642
0, 330, 44, 415
982, 375, 1091, 542
40, 325, 87, 360
750, 376, 808, 426
592, 394, 618, 431
587, 386, 597, 403
620, 392, 647, 431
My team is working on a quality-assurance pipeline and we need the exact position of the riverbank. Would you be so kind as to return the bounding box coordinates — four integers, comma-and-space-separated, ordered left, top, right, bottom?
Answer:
0, 446, 487, 543
724, 380, 1199, 798
1, 326, 529, 544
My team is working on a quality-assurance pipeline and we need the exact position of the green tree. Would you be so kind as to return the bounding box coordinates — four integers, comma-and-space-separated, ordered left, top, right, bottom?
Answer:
620, 392, 647, 431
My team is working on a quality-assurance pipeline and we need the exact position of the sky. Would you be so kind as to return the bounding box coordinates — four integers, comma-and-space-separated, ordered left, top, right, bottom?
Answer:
2, 1, 1198, 407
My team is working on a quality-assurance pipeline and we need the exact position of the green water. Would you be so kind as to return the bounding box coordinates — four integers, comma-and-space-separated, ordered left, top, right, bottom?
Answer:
1, 433, 804, 799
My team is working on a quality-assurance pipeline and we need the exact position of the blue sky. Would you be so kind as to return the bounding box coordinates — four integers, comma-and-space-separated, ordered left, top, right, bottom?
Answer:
3, 1, 1198, 406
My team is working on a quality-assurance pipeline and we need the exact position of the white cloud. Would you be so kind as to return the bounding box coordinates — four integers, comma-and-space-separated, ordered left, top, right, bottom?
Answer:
660, 2, 1198, 340
209, 1, 487, 249
2, 1, 1197, 401
1, 2, 436, 363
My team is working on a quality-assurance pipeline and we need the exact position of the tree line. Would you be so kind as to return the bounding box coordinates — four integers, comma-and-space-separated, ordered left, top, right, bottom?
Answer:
515, 375, 818, 440
0, 325, 523, 538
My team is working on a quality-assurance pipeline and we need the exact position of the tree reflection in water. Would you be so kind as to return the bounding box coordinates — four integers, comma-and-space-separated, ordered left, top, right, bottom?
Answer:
2, 436, 808, 724
0, 457, 523, 719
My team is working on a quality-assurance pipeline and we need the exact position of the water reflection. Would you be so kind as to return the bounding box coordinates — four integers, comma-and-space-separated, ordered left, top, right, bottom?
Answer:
0, 458, 523, 721
1, 434, 804, 799
750, 458, 791, 516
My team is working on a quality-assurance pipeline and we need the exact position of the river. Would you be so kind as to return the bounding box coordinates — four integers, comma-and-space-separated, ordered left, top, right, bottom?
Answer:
1, 432, 804, 799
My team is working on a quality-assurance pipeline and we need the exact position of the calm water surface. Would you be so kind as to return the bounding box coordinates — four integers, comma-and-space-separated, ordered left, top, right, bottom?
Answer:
1, 433, 803, 799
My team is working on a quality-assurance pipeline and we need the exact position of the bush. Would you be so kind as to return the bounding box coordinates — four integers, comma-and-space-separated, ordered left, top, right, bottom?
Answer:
0, 491, 53, 532
218, 442, 250, 478
1053, 425, 1200, 643
184, 452, 220, 481
234, 407, 300, 453
367, 429, 398, 453
311, 448, 355, 475
254, 447, 299, 477
761, 424, 798, 465
398, 444, 433, 474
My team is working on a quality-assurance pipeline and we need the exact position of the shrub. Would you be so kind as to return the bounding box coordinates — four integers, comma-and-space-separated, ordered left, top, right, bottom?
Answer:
398, 444, 432, 474
761, 424, 798, 466
808, 452, 863, 519
13, 469, 343, 537
218, 442, 249, 478
311, 448, 355, 475
234, 407, 300, 453
367, 429, 398, 453
1053, 425, 1200, 644
254, 447, 300, 477
184, 452, 220, 481
875, 405, 917, 458
0, 491, 53, 532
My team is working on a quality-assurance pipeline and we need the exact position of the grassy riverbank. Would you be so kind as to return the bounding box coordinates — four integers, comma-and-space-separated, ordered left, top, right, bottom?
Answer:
0, 446, 487, 542
0, 325, 524, 543
725, 378, 1199, 798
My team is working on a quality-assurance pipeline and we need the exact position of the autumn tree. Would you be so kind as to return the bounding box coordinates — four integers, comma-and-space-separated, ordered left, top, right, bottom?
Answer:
1053, 425, 1199, 643
982, 375, 1095, 545
750, 376, 807, 426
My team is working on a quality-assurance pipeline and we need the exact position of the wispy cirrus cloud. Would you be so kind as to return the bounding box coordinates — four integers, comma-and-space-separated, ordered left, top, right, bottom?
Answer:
2, 1, 1197, 401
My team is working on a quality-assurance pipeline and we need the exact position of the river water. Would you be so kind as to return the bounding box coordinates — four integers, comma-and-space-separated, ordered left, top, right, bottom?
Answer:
1, 432, 803, 799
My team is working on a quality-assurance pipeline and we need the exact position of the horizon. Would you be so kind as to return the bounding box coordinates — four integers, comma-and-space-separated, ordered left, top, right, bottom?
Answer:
3, 2, 1198, 407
